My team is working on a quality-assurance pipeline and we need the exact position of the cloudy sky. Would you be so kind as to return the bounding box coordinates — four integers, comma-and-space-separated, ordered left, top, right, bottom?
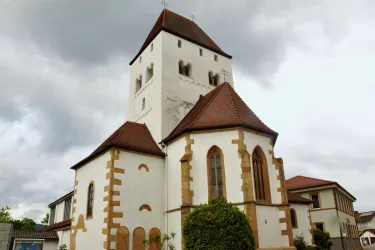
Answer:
0, 0, 374, 222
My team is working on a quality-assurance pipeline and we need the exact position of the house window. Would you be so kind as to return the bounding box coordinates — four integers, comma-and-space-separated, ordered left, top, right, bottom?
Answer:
315, 222, 324, 231
149, 228, 161, 250
135, 75, 142, 93
49, 205, 56, 225
183, 64, 191, 77
252, 146, 271, 202
63, 198, 71, 221
290, 209, 298, 228
199, 48, 203, 56
214, 54, 218, 62
151, 43, 153, 52
142, 98, 145, 110
116, 227, 129, 250
178, 40, 182, 48
139, 56, 142, 63
311, 194, 321, 209
207, 146, 226, 200
146, 63, 154, 82
87, 182, 94, 218
133, 227, 146, 250
178, 61, 192, 77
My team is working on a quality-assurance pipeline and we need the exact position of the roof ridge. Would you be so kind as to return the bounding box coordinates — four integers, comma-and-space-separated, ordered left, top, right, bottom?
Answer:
190, 83, 226, 127
226, 83, 242, 123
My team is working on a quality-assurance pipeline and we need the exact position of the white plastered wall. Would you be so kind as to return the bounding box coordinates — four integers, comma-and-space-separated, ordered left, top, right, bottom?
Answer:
290, 203, 313, 244
42, 241, 58, 250
165, 136, 185, 250
73, 152, 110, 250
113, 150, 165, 249
160, 31, 234, 141
57, 229, 70, 249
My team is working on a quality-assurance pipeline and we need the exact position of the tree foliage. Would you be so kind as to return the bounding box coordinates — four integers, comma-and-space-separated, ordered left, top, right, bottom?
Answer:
41, 213, 49, 225
312, 229, 332, 250
0, 206, 37, 230
182, 197, 255, 250
144, 232, 176, 250
294, 234, 308, 250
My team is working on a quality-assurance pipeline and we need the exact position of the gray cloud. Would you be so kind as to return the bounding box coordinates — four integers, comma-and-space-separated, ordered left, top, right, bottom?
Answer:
0, 0, 375, 220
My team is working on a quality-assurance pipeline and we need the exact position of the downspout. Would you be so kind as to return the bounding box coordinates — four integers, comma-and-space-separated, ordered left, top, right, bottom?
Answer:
333, 190, 346, 250
161, 142, 169, 240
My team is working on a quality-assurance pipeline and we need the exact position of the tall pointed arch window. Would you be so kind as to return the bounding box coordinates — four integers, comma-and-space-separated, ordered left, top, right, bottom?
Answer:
252, 147, 271, 202
290, 208, 298, 228
207, 146, 226, 200
87, 182, 94, 218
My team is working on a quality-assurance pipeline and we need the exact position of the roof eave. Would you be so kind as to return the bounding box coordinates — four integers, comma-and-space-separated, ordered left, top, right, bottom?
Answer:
48, 191, 74, 208
129, 27, 232, 65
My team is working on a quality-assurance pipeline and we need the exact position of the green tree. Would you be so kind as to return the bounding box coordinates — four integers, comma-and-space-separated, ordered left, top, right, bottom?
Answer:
0, 206, 12, 222
313, 229, 332, 250
144, 232, 176, 250
41, 213, 49, 225
20, 218, 37, 230
294, 234, 308, 250
183, 197, 255, 250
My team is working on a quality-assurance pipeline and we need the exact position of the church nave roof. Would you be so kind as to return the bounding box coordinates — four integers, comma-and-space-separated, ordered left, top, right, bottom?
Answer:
71, 121, 164, 169
163, 82, 278, 144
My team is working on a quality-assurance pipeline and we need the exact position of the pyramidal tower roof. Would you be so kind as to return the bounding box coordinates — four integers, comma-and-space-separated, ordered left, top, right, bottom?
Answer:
163, 82, 278, 143
130, 9, 231, 65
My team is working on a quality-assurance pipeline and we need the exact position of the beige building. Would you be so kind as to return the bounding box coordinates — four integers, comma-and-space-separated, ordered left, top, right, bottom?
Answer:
286, 176, 360, 250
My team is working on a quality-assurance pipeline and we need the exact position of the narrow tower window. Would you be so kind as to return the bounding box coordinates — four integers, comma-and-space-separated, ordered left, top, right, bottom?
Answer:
135, 75, 142, 93
207, 146, 226, 200
214, 74, 220, 86
151, 43, 153, 52
87, 182, 94, 218
214, 54, 218, 62
178, 40, 182, 48
199, 48, 203, 56
179, 61, 184, 74
139, 56, 142, 63
146, 63, 154, 82
252, 146, 271, 202
142, 98, 145, 110
183, 64, 191, 77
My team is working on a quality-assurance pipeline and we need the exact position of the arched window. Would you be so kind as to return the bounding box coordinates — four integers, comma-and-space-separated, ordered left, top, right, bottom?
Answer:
208, 71, 214, 85
183, 63, 191, 77
116, 227, 129, 250
87, 182, 94, 218
290, 209, 298, 228
142, 98, 145, 110
207, 146, 226, 200
179, 61, 184, 74
146, 63, 154, 82
214, 74, 220, 86
135, 75, 142, 93
149, 228, 161, 250
133, 227, 145, 250
252, 146, 271, 202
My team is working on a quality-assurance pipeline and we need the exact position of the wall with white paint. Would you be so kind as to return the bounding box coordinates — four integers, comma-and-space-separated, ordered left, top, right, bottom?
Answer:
43, 241, 58, 250
73, 152, 110, 250
290, 203, 313, 244
113, 150, 165, 249
256, 205, 287, 248
57, 229, 70, 249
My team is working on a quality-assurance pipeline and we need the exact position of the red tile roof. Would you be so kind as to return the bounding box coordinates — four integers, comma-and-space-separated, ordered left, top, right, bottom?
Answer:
287, 192, 312, 204
71, 121, 164, 169
285, 175, 356, 201
12, 230, 59, 240
285, 175, 335, 190
162, 82, 278, 143
40, 219, 71, 231
130, 9, 231, 65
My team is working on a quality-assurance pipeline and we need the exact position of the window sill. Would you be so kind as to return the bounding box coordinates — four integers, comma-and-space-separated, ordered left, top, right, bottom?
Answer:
179, 73, 193, 80
86, 216, 93, 220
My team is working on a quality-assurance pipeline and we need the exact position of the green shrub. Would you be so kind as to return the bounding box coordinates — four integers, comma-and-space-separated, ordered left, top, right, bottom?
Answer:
312, 229, 332, 250
182, 197, 255, 250
294, 234, 308, 250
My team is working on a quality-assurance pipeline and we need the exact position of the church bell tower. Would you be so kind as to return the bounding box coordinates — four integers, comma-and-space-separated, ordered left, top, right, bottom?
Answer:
127, 9, 233, 143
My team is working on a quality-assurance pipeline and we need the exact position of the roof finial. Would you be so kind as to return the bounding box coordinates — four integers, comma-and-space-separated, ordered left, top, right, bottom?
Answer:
189, 14, 196, 22
161, 0, 168, 9
220, 68, 230, 82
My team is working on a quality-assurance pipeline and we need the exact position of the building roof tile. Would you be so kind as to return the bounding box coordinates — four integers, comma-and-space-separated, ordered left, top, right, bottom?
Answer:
356, 211, 375, 222
130, 9, 231, 65
287, 192, 312, 204
40, 219, 71, 232
163, 82, 278, 143
71, 121, 164, 169
285, 175, 335, 190
12, 230, 59, 240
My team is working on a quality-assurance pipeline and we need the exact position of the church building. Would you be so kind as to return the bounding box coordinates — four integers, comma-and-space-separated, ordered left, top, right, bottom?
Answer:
68, 9, 296, 250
